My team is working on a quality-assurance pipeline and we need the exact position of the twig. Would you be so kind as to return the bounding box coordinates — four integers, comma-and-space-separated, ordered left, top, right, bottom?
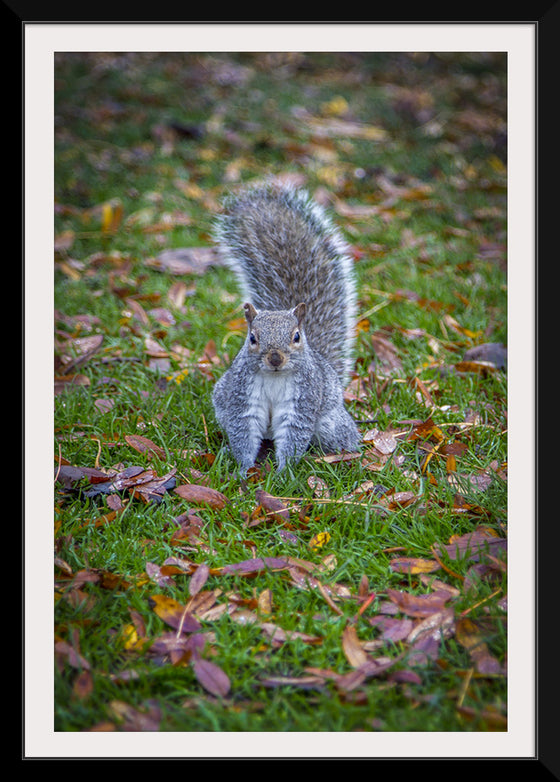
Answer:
430, 544, 464, 581
460, 588, 502, 617
54, 442, 63, 484
457, 667, 474, 708
91, 437, 102, 469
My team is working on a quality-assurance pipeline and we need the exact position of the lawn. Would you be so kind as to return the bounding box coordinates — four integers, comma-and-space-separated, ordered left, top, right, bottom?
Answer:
53, 52, 508, 736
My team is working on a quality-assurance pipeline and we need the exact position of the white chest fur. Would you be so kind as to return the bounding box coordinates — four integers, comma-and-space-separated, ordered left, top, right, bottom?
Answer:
248, 370, 296, 439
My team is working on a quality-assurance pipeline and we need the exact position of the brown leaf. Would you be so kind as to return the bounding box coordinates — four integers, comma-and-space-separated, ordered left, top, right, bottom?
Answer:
406, 607, 455, 666
108, 700, 161, 731
148, 307, 176, 327
258, 621, 322, 647
174, 483, 228, 509
368, 615, 414, 643
307, 475, 330, 499
386, 588, 454, 618
254, 489, 290, 521
148, 594, 201, 634
146, 562, 176, 587
389, 557, 440, 575
124, 434, 166, 459
192, 658, 231, 697
381, 490, 421, 511
341, 625, 368, 668
54, 373, 90, 395
362, 428, 398, 454
94, 398, 115, 414
455, 617, 504, 674
259, 674, 325, 690
371, 332, 403, 374
167, 280, 192, 310
149, 632, 204, 664
148, 246, 218, 276
57, 334, 104, 375
257, 588, 273, 615
130, 469, 177, 504
221, 556, 290, 575
434, 528, 506, 563
456, 705, 507, 730
72, 670, 94, 700
188, 563, 210, 596
407, 417, 444, 443
55, 639, 90, 672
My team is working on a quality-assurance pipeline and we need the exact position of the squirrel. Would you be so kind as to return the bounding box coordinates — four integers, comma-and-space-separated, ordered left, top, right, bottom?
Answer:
212, 182, 360, 472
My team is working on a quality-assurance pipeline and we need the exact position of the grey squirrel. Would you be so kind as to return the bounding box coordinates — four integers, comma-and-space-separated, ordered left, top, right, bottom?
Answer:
212, 183, 360, 472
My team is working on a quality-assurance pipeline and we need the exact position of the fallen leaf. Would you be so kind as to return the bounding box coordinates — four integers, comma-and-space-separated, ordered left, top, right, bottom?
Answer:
146, 561, 176, 588
309, 531, 331, 549
389, 557, 441, 575
434, 528, 506, 563
368, 615, 414, 643
192, 658, 231, 697
455, 616, 504, 674
406, 607, 455, 666
124, 434, 166, 459
371, 332, 403, 374
362, 428, 398, 454
341, 625, 369, 668
147, 246, 218, 276
307, 475, 330, 499
456, 705, 507, 730
189, 563, 210, 596
174, 483, 229, 509
258, 621, 322, 647
72, 670, 94, 699
222, 556, 290, 575
108, 699, 161, 731
57, 334, 104, 374
386, 588, 454, 618
148, 594, 201, 634
259, 674, 325, 690
254, 489, 290, 522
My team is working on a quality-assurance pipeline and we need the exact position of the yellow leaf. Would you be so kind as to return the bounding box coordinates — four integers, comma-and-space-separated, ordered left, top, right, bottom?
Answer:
258, 588, 273, 615
389, 557, 441, 575
321, 95, 349, 116
101, 199, 123, 233
309, 531, 331, 549
119, 623, 145, 651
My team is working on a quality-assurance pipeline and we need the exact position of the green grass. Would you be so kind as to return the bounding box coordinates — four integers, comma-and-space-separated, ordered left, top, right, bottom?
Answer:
54, 52, 507, 734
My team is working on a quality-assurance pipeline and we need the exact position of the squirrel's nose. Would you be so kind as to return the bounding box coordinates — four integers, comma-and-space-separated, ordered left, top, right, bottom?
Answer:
267, 350, 285, 368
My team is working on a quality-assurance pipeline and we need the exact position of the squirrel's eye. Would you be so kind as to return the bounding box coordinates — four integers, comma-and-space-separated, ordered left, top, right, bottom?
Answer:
249, 332, 257, 345
293, 331, 300, 343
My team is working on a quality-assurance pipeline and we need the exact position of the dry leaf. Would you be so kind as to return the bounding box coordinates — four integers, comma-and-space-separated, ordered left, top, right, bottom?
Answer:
455, 617, 504, 674
189, 563, 210, 596
341, 625, 369, 668
124, 434, 165, 459
148, 594, 201, 634
174, 483, 229, 509
389, 557, 441, 575
309, 531, 331, 549
222, 557, 290, 575
386, 588, 454, 618
192, 658, 231, 697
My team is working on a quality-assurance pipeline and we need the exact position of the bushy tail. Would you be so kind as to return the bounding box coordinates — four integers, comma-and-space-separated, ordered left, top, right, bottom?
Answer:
214, 183, 357, 383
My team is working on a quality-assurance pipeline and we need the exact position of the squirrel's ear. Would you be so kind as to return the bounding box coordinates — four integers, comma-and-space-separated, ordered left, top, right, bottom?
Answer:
293, 302, 306, 324
244, 302, 258, 324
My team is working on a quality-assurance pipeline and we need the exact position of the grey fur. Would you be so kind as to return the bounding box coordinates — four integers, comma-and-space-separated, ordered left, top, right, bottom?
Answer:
212, 183, 360, 472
